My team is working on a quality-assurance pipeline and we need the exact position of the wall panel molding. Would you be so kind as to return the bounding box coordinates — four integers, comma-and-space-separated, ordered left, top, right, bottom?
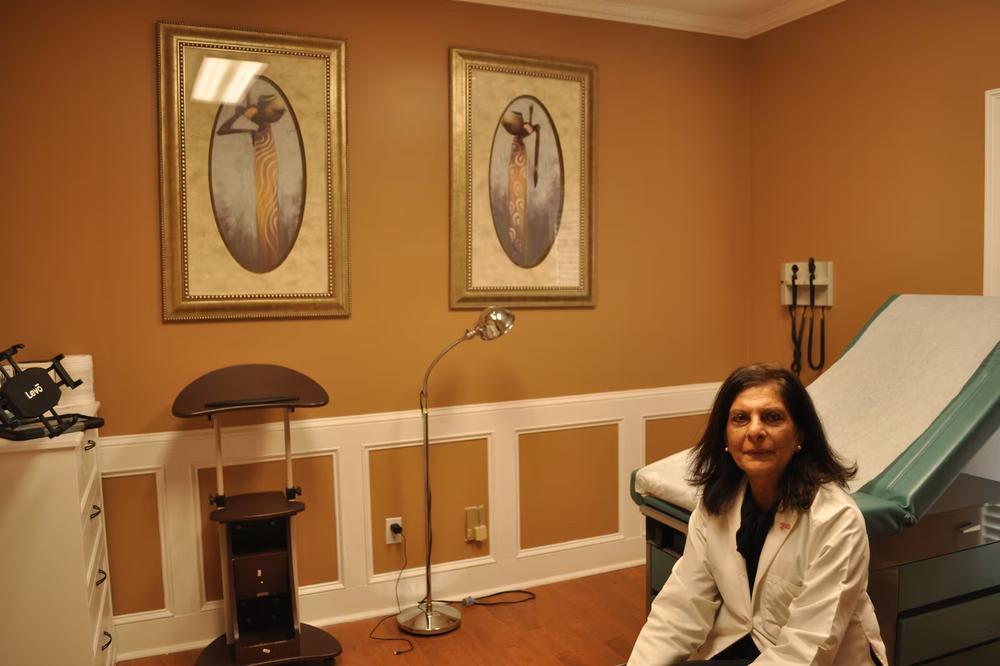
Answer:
101, 466, 173, 622
368, 554, 498, 585
99, 381, 719, 660
364, 434, 492, 578
985, 88, 1000, 296
517, 533, 625, 559
515, 420, 623, 551
643, 411, 711, 466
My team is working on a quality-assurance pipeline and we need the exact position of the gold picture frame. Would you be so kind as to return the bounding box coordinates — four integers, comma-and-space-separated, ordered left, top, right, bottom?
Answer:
158, 23, 349, 321
450, 48, 595, 309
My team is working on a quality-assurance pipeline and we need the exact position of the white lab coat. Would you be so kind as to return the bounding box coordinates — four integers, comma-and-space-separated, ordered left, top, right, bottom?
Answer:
628, 482, 887, 665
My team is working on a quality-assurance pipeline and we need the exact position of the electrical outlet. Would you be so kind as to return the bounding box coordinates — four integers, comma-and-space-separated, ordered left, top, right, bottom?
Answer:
385, 517, 403, 545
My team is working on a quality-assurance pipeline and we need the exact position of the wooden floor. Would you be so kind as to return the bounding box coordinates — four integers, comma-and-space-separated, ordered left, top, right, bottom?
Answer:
121, 565, 645, 666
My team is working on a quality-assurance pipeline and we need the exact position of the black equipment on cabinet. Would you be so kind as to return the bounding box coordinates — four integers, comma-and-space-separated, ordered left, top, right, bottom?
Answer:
0, 343, 103, 439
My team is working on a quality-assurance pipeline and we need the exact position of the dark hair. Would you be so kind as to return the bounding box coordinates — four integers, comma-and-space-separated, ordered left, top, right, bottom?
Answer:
687, 364, 856, 515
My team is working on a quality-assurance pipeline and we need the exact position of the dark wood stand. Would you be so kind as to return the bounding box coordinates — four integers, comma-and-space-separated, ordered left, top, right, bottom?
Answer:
173, 365, 342, 666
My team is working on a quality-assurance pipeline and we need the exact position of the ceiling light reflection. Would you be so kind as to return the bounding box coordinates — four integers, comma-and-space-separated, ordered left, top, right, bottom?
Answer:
190, 57, 267, 105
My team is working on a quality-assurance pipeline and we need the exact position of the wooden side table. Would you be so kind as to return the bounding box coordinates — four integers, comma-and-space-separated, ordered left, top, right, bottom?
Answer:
173, 365, 342, 666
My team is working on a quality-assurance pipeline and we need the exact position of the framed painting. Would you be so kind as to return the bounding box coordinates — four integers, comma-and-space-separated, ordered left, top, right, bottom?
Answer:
450, 48, 595, 308
157, 23, 349, 321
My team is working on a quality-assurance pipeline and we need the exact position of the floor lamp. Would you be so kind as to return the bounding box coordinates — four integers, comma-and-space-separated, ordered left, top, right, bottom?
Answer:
396, 306, 515, 636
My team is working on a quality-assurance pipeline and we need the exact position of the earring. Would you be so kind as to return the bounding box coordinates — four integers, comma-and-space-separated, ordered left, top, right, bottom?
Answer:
796, 444, 802, 451
724, 446, 729, 452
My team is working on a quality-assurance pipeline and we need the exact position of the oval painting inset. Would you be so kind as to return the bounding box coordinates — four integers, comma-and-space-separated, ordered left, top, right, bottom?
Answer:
488, 95, 564, 268
209, 76, 306, 274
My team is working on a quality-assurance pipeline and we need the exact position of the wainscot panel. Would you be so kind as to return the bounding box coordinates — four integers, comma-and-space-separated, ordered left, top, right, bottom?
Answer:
644, 412, 709, 465
99, 382, 718, 659
368, 438, 490, 575
103, 472, 166, 615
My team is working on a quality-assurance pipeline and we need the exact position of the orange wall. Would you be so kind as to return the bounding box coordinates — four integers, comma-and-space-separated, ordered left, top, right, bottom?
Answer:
645, 413, 707, 465
3, 0, 749, 436
518, 424, 619, 549
103, 473, 165, 615
746, 0, 999, 380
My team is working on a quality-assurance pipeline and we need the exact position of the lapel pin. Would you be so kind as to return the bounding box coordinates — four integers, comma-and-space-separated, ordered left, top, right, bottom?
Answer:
779, 521, 791, 530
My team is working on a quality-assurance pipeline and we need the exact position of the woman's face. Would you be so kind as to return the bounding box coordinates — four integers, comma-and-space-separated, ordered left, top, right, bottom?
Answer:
726, 382, 801, 486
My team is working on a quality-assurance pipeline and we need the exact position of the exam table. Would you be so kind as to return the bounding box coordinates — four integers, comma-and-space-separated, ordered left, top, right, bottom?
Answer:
631, 295, 1000, 666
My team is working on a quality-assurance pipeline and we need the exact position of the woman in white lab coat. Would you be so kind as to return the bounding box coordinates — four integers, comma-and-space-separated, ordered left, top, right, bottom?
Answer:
628, 364, 887, 666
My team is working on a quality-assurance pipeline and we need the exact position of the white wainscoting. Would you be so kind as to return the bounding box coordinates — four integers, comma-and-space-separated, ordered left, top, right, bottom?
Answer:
100, 382, 719, 660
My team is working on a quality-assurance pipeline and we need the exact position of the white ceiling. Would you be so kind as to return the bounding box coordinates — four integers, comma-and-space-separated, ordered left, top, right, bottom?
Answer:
452, 0, 847, 38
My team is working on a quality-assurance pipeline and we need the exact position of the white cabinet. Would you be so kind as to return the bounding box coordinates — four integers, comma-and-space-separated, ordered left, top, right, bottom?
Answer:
0, 407, 116, 666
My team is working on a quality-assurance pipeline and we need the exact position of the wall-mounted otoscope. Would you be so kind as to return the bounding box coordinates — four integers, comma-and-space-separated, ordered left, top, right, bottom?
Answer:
789, 265, 804, 375
806, 258, 825, 370
780, 259, 833, 375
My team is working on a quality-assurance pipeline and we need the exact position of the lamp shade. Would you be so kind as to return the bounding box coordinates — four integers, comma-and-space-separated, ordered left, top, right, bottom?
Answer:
475, 307, 515, 341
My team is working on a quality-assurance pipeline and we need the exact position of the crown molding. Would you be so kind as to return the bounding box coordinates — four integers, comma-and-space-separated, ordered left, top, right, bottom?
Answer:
452, 0, 746, 37
745, 0, 847, 37
450, 0, 847, 39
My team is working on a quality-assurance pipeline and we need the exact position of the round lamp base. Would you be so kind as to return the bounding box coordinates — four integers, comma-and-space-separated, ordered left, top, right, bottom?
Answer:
396, 602, 462, 636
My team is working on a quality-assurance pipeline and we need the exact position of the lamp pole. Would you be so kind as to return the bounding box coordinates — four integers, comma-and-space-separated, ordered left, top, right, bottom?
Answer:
397, 308, 514, 636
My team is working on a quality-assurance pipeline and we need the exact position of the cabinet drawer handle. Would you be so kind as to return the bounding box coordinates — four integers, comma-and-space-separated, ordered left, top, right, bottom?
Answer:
90, 505, 102, 519
101, 631, 113, 651
96, 569, 108, 586
84, 439, 97, 451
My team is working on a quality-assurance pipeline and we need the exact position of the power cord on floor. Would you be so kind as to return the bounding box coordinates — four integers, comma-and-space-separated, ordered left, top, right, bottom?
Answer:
434, 589, 537, 607
368, 530, 414, 656
370, 524, 536, 656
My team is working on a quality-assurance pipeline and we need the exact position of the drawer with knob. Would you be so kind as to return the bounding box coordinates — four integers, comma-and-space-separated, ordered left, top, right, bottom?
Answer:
232, 551, 291, 600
